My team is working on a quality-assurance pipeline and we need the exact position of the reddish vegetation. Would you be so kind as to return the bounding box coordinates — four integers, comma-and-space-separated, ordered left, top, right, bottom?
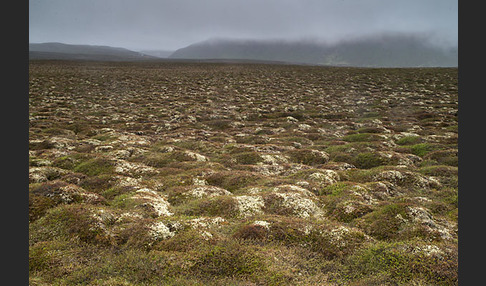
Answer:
29, 60, 457, 285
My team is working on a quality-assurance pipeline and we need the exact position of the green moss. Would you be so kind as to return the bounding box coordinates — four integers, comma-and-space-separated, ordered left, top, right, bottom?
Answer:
143, 150, 209, 168
233, 152, 263, 165
342, 133, 381, 142
29, 139, 57, 151
418, 165, 457, 177
73, 158, 115, 176
361, 111, 381, 119
356, 127, 383, 134
110, 193, 137, 209
233, 224, 269, 241
286, 149, 329, 165
206, 171, 262, 192
410, 143, 435, 157
142, 152, 178, 168
29, 239, 82, 280
206, 119, 233, 130
344, 167, 385, 183
79, 174, 114, 193
61, 249, 177, 285
338, 241, 412, 283
156, 228, 211, 252
357, 203, 409, 241
30, 204, 114, 245
51, 155, 78, 170
325, 144, 350, 154
29, 194, 58, 222
182, 196, 237, 218
29, 62, 458, 285
338, 241, 458, 285
29, 181, 84, 221
424, 149, 458, 167
321, 182, 351, 197
353, 152, 385, 169
235, 135, 269, 145
91, 134, 117, 142
191, 240, 271, 282
101, 186, 136, 201
396, 135, 421, 145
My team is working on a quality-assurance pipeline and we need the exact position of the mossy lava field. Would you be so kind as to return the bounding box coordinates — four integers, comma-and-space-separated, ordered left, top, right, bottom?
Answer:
29, 60, 458, 285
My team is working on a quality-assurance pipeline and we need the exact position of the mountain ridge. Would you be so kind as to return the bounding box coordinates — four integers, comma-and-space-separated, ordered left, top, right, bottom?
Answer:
169, 35, 457, 67
29, 35, 458, 67
29, 42, 157, 61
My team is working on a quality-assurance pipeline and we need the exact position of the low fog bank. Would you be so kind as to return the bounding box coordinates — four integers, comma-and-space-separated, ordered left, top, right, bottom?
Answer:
169, 33, 457, 67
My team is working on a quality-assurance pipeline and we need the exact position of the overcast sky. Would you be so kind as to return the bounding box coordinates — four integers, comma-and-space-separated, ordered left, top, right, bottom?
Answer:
29, 0, 458, 51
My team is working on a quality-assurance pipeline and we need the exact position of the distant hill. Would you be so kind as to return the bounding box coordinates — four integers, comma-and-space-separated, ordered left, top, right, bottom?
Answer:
29, 42, 157, 61
139, 50, 175, 58
169, 35, 458, 67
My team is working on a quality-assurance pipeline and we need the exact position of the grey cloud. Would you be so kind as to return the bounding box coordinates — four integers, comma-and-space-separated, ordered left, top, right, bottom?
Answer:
29, 0, 457, 51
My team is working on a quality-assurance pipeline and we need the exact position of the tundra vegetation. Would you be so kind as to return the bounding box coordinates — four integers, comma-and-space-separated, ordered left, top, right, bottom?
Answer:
29, 60, 458, 285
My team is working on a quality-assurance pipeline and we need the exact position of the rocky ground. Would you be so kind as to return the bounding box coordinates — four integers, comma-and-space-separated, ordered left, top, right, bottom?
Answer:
29, 60, 458, 285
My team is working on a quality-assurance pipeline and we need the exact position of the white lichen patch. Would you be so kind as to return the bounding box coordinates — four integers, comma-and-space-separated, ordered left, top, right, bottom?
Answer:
252, 164, 285, 176
374, 170, 404, 184
286, 116, 299, 123
407, 206, 453, 240
350, 185, 378, 205
324, 225, 371, 248
80, 138, 103, 146
74, 192, 105, 204
327, 226, 352, 247
395, 213, 409, 224
259, 154, 289, 165
412, 244, 446, 259
113, 134, 151, 146
29, 167, 70, 183
112, 175, 143, 189
300, 224, 315, 235
185, 186, 232, 199
273, 184, 315, 198
413, 196, 432, 203
158, 146, 175, 153
342, 201, 357, 214
246, 187, 264, 195
185, 217, 226, 239
296, 181, 310, 187
89, 208, 117, 237
94, 145, 114, 153
192, 177, 208, 186
116, 212, 144, 222
369, 181, 397, 197
252, 220, 271, 230
200, 230, 213, 240
404, 172, 441, 189
280, 163, 312, 176
108, 149, 132, 159
184, 151, 209, 162
47, 136, 77, 150
132, 188, 173, 217
298, 123, 312, 131
149, 221, 175, 240
273, 192, 323, 218
30, 158, 52, 167
115, 160, 159, 177
310, 150, 330, 162
308, 170, 340, 185
60, 184, 105, 204
187, 216, 227, 229
234, 195, 265, 217
33, 181, 105, 204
